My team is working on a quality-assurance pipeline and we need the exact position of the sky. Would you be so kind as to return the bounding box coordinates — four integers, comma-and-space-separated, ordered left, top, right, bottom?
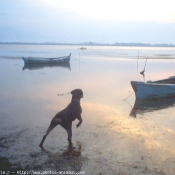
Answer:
1, 0, 175, 44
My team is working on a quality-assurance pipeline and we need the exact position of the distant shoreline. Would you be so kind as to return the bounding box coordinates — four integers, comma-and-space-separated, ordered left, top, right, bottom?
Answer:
0, 42, 175, 47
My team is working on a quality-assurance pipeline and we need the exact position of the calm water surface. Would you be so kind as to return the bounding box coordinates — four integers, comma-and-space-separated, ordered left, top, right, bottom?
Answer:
1, 44, 175, 174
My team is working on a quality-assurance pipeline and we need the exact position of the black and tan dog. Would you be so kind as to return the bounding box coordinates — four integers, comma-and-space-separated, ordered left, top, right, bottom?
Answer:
39, 89, 83, 150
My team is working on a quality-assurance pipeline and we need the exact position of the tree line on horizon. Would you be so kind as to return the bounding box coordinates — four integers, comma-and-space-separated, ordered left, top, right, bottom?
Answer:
0, 42, 175, 47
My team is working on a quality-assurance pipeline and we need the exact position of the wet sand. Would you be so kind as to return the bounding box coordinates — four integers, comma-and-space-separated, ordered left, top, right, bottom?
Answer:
1, 45, 175, 174
1, 114, 175, 175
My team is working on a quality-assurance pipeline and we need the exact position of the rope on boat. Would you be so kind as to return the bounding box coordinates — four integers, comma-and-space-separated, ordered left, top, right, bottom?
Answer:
123, 91, 134, 101
137, 50, 139, 77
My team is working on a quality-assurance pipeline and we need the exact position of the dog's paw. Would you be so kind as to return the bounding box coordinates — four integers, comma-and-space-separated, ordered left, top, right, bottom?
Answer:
39, 144, 45, 150
68, 142, 73, 149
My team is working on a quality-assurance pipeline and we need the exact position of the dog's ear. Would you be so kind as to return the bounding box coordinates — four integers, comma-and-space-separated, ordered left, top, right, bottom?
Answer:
71, 89, 76, 95
71, 89, 83, 98
70, 90, 75, 95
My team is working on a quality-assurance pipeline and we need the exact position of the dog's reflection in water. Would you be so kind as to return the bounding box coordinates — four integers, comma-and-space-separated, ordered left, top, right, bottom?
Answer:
41, 141, 85, 171
62, 141, 82, 157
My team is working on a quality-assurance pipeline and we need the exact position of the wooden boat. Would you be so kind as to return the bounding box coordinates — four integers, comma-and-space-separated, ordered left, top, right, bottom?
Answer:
22, 53, 71, 64
131, 76, 175, 99
130, 97, 175, 117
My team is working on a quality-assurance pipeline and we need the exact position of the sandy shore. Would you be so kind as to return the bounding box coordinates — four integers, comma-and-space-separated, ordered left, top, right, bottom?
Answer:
1, 113, 175, 175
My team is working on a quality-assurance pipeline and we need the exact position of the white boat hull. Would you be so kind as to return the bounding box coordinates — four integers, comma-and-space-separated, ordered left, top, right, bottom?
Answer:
23, 54, 71, 64
131, 80, 175, 99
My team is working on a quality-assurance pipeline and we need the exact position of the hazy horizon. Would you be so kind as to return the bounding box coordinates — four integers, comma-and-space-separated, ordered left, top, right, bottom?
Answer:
1, 41, 175, 46
1, 0, 175, 44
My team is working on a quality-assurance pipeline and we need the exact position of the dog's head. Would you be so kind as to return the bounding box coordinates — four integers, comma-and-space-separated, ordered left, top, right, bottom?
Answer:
71, 89, 83, 99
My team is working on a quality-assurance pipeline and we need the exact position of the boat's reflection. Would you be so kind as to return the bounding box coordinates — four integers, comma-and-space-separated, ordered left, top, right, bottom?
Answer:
130, 97, 175, 117
23, 62, 71, 71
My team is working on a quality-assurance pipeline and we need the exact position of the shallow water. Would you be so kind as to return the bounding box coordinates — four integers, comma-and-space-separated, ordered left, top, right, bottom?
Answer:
1, 44, 175, 174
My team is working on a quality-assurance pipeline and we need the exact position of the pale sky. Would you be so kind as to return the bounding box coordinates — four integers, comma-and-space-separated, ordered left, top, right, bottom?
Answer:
1, 0, 175, 44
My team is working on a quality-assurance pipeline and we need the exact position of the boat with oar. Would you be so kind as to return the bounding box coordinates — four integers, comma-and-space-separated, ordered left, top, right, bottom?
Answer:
22, 53, 71, 64
131, 76, 175, 99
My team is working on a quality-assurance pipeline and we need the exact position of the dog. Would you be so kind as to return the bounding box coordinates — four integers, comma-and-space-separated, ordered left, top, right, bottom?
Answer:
39, 89, 83, 150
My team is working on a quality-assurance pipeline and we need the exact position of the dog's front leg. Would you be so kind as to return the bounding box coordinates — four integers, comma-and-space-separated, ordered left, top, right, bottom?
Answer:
76, 116, 83, 128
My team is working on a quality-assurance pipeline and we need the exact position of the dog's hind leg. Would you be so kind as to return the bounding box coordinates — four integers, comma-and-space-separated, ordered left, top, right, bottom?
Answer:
39, 118, 61, 150
39, 126, 53, 150
67, 129, 72, 144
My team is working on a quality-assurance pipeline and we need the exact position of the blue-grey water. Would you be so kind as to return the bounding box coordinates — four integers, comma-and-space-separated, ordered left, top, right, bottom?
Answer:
1, 44, 175, 174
